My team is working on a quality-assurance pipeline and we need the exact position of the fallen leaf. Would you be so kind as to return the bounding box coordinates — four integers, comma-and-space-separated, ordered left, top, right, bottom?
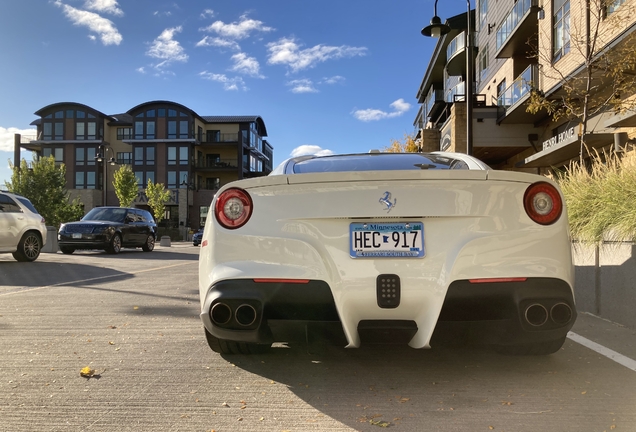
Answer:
501, 401, 514, 406
133, 306, 139, 310
108, 341, 115, 345
369, 419, 391, 427
489, 427, 495, 430
222, 402, 230, 407
581, 391, 587, 395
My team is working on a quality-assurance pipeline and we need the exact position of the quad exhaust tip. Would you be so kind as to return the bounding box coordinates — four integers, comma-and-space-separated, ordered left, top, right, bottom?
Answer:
235, 304, 257, 327
524, 303, 573, 327
210, 302, 232, 325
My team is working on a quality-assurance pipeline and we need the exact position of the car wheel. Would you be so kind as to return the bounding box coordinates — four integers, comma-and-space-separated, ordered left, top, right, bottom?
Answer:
107, 233, 122, 254
496, 336, 566, 356
60, 246, 75, 255
204, 329, 271, 355
12, 231, 42, 262
141, 234, 155, 252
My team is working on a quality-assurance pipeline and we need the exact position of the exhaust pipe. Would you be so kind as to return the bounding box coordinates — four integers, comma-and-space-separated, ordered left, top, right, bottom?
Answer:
210, 302, 232, 325
525, 304, 548, 326
235, 304, 257, 327
550, 303, 573, 325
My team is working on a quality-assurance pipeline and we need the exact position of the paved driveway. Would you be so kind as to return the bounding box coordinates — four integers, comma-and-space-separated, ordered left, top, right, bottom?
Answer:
1, 245, 635, 431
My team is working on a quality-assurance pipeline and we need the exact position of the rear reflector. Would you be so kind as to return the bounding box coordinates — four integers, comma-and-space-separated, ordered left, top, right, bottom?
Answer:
469, 277, 528, 284
253, 279, 310, 284
202, 240, 208, 247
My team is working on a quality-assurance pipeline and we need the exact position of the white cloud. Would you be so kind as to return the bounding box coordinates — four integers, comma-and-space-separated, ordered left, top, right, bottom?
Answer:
54, 0, 122, 45
146, 26, 188, 67
196, 36, 241, 51
290, 145, 334, 157
230, 53, 264, 77
153, 10, 172, 17
322, 75, 345, 85
287, 79, 318, 93
83, 0, 123, 16
200, 14, 274, 40
352, 98, 412, 122
136, 67, 146, 74
200, 9, 214, 19
0, 127, 37, 152
199, 71, 246, 91
267, 37, 367, 73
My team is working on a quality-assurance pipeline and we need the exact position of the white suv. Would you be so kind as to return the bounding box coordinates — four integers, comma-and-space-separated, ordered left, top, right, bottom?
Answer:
0, 191, 47, 262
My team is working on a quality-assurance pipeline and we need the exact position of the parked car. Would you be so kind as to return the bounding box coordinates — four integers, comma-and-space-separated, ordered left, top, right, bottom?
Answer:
0, 191, 47, 262
192, 229, 204, 246
198, 151, 577, 355
58, 207, 157, 254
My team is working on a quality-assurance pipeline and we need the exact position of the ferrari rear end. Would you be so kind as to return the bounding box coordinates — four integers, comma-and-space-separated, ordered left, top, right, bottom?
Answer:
198, 152, 576, 355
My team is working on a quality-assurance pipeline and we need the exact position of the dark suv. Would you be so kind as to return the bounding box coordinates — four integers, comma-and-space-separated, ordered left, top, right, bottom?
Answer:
58, 207, 157, 254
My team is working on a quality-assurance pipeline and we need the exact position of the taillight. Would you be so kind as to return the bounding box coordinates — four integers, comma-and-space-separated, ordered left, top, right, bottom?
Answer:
523, 182, 562, 225
215, 188, 253, 229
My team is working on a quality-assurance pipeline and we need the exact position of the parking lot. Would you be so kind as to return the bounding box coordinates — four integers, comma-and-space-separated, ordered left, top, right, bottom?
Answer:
1, 244, 636, 432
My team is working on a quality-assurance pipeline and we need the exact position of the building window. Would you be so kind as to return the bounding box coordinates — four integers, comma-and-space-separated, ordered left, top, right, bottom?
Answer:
76, 148, 85, 165
75, 147, 95, 166
54, 122, 63, 140
478, 0, 488, 29
76, 123, 85, 140
478, 42, 490, 82
135, 121, 144, 139
168, 171, 177, 188
179, 147, 188, 165
497, 79, 507, 106
206, 178, 220, 190
168, 121, 177, 139
42, 147, 64, 163
134, 147, 144, 165
135, 171, 143, 187
117, 127, 132, 140
117, 152, 132, 164
199, 206, 209, 228
608, 0, 626, 14
553, 0, 570, 62
135, 171, 155, 188
147, 147, 155, 165
75, 171, 96, 189
168, 147, 177, 165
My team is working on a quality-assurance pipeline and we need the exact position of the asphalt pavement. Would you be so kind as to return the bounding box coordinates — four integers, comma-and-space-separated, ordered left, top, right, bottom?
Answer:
1, 244, 636, 432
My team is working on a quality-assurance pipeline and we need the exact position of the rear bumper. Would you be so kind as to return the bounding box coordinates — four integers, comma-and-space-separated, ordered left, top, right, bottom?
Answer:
200, 277, 576, 348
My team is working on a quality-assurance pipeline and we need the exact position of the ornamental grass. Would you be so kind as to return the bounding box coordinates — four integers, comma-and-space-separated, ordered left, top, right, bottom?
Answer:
552, 148, 636, 244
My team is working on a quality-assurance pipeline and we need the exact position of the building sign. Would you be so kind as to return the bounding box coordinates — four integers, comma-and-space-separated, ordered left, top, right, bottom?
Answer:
441, 124, 452, 151
542, 127, 577, 151
133, 189, 179, 205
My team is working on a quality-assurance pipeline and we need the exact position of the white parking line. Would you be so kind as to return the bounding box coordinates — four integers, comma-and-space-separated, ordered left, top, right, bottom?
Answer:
0, 262, 192, 296
568, 331, 636, 372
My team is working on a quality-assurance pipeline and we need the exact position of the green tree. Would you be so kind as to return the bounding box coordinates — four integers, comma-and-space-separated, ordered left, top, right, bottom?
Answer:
145, 179, 171, 223
383, 133, 420, 153
113, 164, 138, 207
5, 157, 84, 227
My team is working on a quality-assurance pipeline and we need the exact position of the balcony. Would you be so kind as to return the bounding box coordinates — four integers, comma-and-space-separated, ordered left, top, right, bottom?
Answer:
496, 65, 541, 123
193, 158, 238, 170
424, 87, 446, 122
495, 0, 539, 59
199, 133, 239, 144
445, 32, 478, 77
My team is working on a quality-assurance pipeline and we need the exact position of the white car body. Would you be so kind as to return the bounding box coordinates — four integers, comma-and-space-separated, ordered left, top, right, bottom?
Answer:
198, 152, 576, 355
0, 191, 47, 262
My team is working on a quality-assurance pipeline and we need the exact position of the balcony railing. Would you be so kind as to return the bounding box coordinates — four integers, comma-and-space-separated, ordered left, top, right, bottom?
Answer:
496, 64, 537, 110
496, 0, 534, 51
200, 133, 239, 144
446, 32, 466, 61
194, 158, 237, 169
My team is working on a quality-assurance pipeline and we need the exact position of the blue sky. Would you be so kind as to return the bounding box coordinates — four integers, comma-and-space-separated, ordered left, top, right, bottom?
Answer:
0, 0, 467, 186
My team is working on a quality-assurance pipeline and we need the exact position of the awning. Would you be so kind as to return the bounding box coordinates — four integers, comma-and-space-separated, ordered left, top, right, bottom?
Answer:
518, 133, 615, 168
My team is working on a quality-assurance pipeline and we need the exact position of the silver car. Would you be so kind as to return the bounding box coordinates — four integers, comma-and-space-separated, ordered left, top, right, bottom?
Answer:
0, 191, 47, 262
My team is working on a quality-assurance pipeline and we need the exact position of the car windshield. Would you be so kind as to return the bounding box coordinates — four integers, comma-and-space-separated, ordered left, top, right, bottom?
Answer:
291, 153, 473, 173
82, 207, 127, 223
16, 197, 40, 214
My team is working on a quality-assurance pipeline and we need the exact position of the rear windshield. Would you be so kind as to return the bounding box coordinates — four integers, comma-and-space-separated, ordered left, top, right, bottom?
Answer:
16, 197, 40, 214
291, 153, 472, 173
82, 207, 127, 223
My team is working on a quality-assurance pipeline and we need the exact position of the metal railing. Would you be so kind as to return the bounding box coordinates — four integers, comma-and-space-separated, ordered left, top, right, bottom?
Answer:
200, 133, 239, 143
194, 158, 237, 169
446, 31, 466, 61
496, 64, 537, 109
496, 0, 535, 51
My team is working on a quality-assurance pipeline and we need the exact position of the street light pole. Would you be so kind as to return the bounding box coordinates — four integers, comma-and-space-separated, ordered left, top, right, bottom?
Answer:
95, 145, 116, 206
181, 176, 191, 238
421, 0, 474, 156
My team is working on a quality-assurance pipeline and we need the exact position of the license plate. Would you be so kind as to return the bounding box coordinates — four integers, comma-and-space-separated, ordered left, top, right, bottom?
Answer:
350, 222, 424, 258
72, 233, 82, 239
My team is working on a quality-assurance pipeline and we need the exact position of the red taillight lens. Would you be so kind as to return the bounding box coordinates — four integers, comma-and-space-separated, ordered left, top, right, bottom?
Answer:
215, 188, 253, 229
523, 182, 562, 225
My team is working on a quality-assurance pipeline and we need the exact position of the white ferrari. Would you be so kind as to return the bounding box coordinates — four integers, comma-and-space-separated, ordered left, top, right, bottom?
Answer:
198, 152, 576, 355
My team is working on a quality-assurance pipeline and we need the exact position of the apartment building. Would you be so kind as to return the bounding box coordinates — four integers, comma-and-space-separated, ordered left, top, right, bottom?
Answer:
16, 100, 273, 231
415, 0, 636, 172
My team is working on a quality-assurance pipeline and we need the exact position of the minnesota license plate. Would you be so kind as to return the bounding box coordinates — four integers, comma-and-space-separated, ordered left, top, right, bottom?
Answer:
349, 222, 424, 258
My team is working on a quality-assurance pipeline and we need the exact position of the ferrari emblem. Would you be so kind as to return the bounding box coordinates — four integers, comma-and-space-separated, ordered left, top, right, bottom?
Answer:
379, 191, 397, 213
